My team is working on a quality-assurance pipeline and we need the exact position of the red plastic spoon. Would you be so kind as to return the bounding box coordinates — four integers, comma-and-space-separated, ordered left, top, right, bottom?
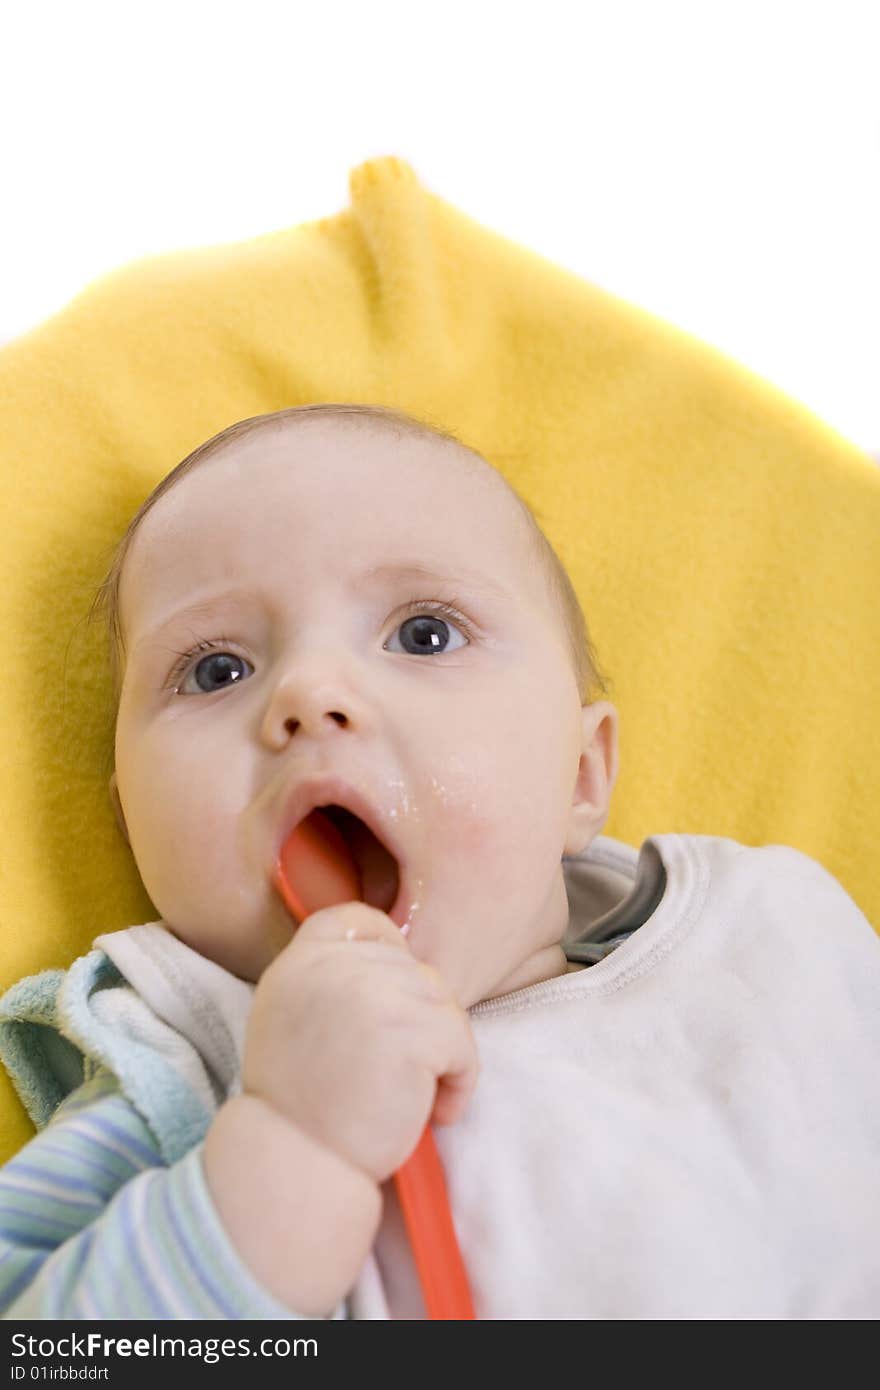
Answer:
273, 809, 476, 1320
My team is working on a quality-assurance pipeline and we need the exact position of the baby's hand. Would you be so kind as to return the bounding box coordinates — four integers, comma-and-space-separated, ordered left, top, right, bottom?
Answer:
241, 903, 480, 1184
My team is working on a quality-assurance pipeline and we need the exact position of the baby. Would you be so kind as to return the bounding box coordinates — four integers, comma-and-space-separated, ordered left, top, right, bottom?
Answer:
0, 403, 877, 1321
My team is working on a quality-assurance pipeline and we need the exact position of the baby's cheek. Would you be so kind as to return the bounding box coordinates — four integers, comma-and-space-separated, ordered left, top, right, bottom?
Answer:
125, 774, 230, 916
434, 784, 533, 898
467, 772, 567, 901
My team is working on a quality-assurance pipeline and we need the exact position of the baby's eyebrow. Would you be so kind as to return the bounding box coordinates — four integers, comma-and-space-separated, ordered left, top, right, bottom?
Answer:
132, 559, 513, 653
360, 560, 513, 602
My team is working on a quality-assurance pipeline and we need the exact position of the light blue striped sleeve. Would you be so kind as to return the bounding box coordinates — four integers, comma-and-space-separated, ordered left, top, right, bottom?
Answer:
0, 1071, 347, 1320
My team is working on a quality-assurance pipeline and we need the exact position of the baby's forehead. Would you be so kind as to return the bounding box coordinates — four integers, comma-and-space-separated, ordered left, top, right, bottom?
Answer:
194, 421, 530, 548
123, 424, 539, 621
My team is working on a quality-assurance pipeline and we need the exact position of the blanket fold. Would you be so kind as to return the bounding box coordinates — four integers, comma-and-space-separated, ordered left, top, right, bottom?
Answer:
0, 925, 255, 1164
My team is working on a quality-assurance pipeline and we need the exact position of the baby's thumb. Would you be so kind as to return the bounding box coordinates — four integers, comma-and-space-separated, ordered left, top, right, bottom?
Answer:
430, 1059, 480, 1127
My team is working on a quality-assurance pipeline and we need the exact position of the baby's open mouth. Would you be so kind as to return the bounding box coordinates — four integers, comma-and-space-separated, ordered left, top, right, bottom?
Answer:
313, 804, 400, 914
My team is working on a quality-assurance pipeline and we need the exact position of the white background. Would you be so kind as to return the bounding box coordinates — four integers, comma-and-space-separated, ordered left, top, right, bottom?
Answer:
2, 0, 877, 454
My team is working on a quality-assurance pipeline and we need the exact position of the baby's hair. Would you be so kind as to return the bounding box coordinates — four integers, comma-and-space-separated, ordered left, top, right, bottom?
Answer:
87, 403, 612, 709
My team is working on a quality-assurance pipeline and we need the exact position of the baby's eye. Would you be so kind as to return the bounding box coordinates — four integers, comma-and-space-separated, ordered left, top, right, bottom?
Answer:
384, 604, 471, 657
174, 646, 253, 695
168, 602, 472, 695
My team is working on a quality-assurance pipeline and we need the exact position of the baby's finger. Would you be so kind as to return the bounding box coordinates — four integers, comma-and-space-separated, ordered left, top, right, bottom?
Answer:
423, 1008, 481, 1127
294, 901, 412, 954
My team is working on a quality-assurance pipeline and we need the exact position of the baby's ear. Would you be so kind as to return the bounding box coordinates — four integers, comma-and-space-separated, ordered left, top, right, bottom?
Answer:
108, 771, 130, 846
563, 702, 620, 853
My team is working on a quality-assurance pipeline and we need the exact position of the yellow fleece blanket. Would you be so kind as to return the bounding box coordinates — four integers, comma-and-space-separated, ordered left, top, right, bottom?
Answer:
0, 155, 877, 1161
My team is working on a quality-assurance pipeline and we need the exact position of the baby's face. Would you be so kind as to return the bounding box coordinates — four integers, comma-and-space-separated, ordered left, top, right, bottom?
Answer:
110, 419, 618, 1007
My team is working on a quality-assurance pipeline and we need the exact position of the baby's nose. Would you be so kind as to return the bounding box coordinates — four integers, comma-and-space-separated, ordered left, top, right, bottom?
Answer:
284, 708, 350, 735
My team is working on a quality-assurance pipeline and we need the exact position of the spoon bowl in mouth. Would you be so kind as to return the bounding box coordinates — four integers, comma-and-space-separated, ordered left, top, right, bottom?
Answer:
274, 804, 402, 925
319, 804, 400, 914
273, 806, 361, 924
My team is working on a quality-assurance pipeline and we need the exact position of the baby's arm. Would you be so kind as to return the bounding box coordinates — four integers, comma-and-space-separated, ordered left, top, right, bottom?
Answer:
0, 1071, 371, 1319
202, 1093, 381, 1316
